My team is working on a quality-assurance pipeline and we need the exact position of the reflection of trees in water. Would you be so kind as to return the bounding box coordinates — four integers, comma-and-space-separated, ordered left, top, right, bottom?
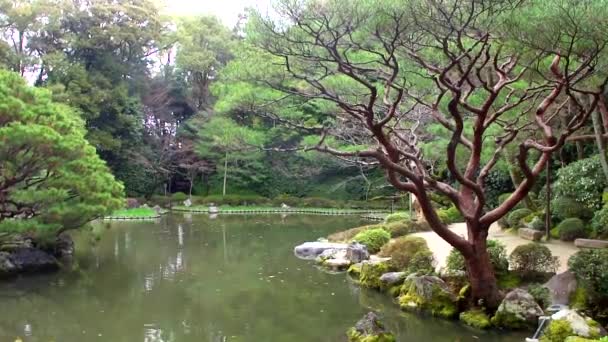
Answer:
0, 214, 526, 342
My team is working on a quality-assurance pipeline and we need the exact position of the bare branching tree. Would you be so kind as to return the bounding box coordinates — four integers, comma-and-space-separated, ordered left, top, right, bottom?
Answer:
245, 0, 608, 306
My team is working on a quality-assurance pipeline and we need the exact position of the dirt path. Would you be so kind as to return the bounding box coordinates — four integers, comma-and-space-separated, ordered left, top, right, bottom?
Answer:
411, 223, 579, 273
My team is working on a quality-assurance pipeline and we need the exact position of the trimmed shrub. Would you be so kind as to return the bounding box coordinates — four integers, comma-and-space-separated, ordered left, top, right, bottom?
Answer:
328, 224, 380, 242
436, 205, 463, 224
445, 240, 509, 275
568, 249, 608, 297
507, 208, 533, 228
378, 236, 434, 274
352, 228, 391, 254
556, 218, 588, 241
528, 216, 545, 231
509, 243, 559, 277
552, 155, 606, 212
591, 205, 608, 239
552, 197, 593, 221
384, 211, 411, 224
171, 192, 188, 201
383, 219, 431, 238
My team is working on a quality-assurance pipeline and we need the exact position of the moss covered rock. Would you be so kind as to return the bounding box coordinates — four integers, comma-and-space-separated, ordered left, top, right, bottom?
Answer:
346, 312, 396, 342
460, 309, 491, 329
348, 263, 363, 281
360, 260, 390, 289
541, 310, 603, 341
398, 275, 458, 318
490, 288, 544, 329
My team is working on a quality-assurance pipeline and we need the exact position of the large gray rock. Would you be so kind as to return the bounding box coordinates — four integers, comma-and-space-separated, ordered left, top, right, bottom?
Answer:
346, 312, 396, 342
490, 288, 544, 329
1, 248, 59, 276
519, 228, 544, 241
294, 241, 348, 260
379, 272, 407, 287
575, 238, 608, 249
544, 271, 577, 306
546, 309, 605, 338
346, 242, 370, 263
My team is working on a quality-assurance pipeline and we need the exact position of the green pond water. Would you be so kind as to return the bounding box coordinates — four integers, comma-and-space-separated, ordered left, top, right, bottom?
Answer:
0, 214, 527, 342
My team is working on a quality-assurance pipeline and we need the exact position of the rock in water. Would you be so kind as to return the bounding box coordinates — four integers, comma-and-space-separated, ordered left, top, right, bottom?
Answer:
544, 271, 577, 306
490, 288, 544, 329
398, 275, 458, 318
5, 248, 60, 275
346, 242, 370, 263
293, 241, 348, 260
346, 312, 396, 342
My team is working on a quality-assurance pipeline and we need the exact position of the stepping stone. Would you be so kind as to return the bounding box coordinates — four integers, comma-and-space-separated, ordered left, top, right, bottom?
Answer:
574, 239, 608, 249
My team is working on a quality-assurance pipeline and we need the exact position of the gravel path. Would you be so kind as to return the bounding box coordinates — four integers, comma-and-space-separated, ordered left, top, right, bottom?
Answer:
411, 223, 579, 273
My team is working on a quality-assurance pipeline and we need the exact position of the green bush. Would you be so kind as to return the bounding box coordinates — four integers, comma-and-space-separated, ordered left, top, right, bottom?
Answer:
378, 236, 434, 274
553, 155, 606, 212
351, 228, 391, 254
552, 197, 593, 221
436, 205, 463, 224
384, 211, 411, 224
568, 249, 608, 297
528, 216, 546, 231
507, 208, 533, 228
556, 218, 588, 241
528, 283, 551, 309
591, 205, 608, 239
327, 224, 379, 242
445, 240, 509, 275
509, 243, 559, 277
171, 192, 189, 201
540, 319, 574, 342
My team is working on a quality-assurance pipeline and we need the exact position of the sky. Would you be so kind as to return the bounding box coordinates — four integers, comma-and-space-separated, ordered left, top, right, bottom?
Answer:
164, 0, 273, 27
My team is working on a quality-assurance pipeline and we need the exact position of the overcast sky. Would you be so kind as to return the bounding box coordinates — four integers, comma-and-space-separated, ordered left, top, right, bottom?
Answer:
165, 0, 273, 27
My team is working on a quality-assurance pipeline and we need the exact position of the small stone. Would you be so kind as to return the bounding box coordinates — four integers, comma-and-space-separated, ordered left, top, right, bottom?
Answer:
346, 312, 396, 342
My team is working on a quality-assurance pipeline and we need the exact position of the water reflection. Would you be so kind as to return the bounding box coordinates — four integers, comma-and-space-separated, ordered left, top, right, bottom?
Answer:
0, 215, 526, 342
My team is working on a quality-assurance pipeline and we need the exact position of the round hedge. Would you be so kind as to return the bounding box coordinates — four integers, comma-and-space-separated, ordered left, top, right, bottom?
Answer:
556, 218, 588, 241
352, 228, 391, 254
509, 243, 559, 276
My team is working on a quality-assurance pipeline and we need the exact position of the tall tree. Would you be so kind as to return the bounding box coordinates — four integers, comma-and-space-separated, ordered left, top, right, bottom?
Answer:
0, 70, 124, 235
175, 15, 235, 111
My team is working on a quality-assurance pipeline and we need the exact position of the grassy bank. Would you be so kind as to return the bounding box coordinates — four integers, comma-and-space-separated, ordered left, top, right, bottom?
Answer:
171, 205, 390, 214
104, 207, 162, 220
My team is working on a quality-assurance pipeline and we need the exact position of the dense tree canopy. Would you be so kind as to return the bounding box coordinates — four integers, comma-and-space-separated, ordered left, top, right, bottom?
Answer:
0, 70, 123, 235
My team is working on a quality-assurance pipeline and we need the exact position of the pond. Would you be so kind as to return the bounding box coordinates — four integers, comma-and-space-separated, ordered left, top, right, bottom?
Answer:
0, 214, 527, 342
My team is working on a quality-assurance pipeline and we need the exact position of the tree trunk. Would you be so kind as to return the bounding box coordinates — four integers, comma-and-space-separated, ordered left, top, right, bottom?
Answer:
463, 233, 502, 309
222, 152, 228, 197
592, 107, 608, 183
505, 155, 535, 209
